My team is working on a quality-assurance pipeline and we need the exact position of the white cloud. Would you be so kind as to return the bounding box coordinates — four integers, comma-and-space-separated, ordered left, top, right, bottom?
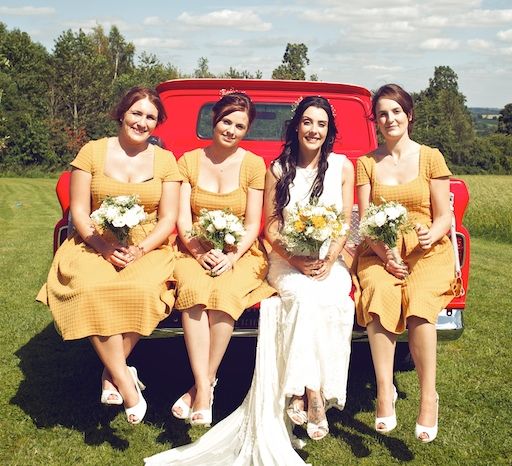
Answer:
420, 38, 459, 50
143, 16, 164, 26
458, 9, 512, 26
0, 6, 55, 16
467, 39, 492, 50
178, 10, 271, 32
364, 65, 404, 72
133, 38, 186, 49
497, 29, 512, 42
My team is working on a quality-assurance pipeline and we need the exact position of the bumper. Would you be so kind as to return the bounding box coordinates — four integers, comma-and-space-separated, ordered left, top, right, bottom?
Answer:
146, 308, 464, 341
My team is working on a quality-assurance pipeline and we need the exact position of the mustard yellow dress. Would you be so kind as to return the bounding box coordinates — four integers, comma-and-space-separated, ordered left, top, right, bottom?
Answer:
37, 138, 182, 340
354, 145, 455, 334
173, 149, 275, 320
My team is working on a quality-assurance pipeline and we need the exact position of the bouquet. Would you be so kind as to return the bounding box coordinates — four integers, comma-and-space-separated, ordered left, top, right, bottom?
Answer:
90, 194, 146, 244
358, 199, 411, 264
191, 208, 246, 252
280, 199, 349, 259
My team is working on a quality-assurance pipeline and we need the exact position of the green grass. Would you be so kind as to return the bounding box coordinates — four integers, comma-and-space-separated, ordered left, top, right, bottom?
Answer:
458, 175, 512, 243
1, 177, 511, 465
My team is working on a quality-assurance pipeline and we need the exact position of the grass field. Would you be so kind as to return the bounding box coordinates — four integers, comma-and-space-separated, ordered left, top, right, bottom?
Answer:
1, 176, 511, 466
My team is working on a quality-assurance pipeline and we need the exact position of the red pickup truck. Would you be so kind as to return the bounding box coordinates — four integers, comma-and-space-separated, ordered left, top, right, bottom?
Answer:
52, 78, 470, 352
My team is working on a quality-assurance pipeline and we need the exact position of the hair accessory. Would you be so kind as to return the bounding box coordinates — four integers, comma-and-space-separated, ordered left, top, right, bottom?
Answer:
289, 95, 337, 118
290, 96, 304, 115
219, 88, 242, 97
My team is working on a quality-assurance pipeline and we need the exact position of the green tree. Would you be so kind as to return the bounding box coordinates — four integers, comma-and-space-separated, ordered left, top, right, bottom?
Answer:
497, 103, 512, 135
413, 66, 474, 170
272, 43, 310, 80
194, 57, 215, 78
221, 66, 262, 79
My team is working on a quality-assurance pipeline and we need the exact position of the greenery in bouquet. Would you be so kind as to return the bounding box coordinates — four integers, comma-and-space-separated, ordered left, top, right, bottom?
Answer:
90, 194, 146, 244
358, 198, 412, 262
192, 208, 246, 252
281, 199, 348, 257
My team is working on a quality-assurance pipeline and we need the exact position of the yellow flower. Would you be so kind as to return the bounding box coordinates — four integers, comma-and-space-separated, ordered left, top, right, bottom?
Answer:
312, 215, 327, 228
294, 220, 305, 232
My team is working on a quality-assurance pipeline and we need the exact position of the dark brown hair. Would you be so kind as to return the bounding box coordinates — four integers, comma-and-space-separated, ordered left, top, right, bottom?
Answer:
271, 95, 338, 225
111, 86, 167, 125
212, 91, 256, 128
371, 83, 414, 134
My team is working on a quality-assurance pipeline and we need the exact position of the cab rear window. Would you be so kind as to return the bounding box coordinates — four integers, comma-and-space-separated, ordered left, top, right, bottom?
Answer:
197, 103, 292, 141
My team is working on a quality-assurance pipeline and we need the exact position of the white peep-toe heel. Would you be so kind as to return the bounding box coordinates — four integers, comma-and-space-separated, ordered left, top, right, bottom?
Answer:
100, 369, 123, 406
190, 379, 218, 427
415, 393, 439, 443
375, 385, 398, 433
125, 366, 147, 425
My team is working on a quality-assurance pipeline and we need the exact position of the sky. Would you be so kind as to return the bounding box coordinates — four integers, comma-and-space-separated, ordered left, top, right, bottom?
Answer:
1, 0, 511, 108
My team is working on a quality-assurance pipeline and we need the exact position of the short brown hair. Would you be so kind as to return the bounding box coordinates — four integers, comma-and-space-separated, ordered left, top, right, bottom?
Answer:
212, 92, 256, 128
372, 84, 415, 134
111, 86, 167, 125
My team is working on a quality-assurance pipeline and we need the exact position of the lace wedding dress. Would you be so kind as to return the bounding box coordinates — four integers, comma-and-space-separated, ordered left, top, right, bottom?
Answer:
144, 153, 354, 466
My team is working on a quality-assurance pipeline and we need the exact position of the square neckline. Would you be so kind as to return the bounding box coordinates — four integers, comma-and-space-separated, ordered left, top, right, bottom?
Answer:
195, 149, 248, 196
101, 137, 157, 185
372, 145, 425, 188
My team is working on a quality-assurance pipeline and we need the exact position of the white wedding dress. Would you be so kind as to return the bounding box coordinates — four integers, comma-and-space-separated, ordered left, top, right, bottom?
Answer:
144, 153, 354, 466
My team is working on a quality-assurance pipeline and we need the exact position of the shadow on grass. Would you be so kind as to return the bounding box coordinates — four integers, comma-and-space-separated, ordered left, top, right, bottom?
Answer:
326, 343, 414, 462
10, 324, 192, 450
11, 326, 414, 461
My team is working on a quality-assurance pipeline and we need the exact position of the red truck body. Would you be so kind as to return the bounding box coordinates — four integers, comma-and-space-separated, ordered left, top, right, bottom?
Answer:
52, 79, 470, 342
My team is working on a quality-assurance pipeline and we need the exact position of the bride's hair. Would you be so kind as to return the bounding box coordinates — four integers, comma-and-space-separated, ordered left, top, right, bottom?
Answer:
271, 95, 338, 225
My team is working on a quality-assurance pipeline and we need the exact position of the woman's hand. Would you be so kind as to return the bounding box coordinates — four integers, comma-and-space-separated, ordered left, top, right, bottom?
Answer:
311, 257, 336, 281
289, 256, 325, 278
416, 223, 434, 250
384, 248, 409, 279
209, 250, 235, 276
100, 243, 133, 268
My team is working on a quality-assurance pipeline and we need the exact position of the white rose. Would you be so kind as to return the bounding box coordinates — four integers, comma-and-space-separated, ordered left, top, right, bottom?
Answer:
105, 206, 119, 222
212, 216, 227, 230
123, 209, 142, 228
384, 206, 401, 220
112, 215, 126, 227
207, 224, 216, 233
374, 211, 387, 227
224, 233, 236, 245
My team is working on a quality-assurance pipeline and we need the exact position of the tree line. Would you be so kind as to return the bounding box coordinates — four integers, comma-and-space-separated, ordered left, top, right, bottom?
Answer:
0, 23, 511, 175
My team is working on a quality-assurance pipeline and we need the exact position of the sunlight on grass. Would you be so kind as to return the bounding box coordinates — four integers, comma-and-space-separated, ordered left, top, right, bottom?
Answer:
0, 177, 510, 465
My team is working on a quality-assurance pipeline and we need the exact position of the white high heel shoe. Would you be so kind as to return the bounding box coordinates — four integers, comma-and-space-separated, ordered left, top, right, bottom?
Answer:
125, 366, 147, 425
190, 379, 218, 427
171, 392, 193, 420
415, 393, 439, 443
100, 368, 123, 406
375, 385, 398, 433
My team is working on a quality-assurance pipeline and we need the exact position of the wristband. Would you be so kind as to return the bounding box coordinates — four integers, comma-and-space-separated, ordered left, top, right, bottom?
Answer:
136, 244, 146, 256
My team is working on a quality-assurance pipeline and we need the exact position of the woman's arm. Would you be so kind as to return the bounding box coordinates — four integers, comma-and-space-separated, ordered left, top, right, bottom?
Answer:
416, 176, 451, 249
210, 187, 264, 276
70, 168, 132, 268
263, 168, 322, 277
357, 181, 408, 278
126, 180, 181, 260
314, 158, 354, 280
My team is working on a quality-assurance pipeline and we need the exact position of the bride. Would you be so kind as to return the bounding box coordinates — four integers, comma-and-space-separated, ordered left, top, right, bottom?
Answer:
145, 95, 355, 465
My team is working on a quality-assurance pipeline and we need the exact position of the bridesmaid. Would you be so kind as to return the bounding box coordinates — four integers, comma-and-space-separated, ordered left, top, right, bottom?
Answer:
355, 84, 455, 442
37, 86, 182, 424
170, 91, 275, 426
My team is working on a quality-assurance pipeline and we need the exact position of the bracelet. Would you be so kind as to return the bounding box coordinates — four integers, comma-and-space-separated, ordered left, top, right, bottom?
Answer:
136, 244, 146, 256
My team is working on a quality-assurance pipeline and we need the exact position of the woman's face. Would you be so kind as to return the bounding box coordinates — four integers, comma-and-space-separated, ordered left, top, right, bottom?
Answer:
297, 105, 329, 153
375, 98, 411, 140
212, 110, 250, 149
120, 97, 159, 144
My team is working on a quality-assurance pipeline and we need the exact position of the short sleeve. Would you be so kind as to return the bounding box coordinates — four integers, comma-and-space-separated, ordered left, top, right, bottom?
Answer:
246, 153, 266, 189
428, 148, 452, 179
70, 140, 95, 173
356, 155, 372, 186
155, 147, 183, 182
177, 151, 193, 184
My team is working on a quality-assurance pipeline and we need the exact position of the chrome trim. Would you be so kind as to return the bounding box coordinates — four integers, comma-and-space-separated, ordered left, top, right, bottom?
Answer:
144, 309, 464, 341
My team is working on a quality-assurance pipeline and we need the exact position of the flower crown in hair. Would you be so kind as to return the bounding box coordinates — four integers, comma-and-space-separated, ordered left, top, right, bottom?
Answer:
290, 95, 337, 118
219, 88, 244, 97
